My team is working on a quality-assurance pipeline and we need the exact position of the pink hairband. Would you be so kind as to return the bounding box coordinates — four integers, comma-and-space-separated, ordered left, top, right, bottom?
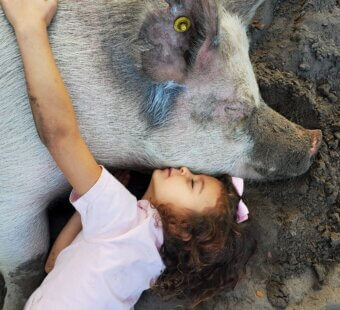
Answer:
231, 177, 249, 223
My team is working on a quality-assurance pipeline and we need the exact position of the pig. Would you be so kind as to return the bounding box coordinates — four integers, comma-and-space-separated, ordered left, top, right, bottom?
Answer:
0, 0, 322, 309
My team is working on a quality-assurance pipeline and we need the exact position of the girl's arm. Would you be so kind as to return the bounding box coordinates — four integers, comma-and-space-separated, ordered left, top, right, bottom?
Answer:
45, 212, 82, 273
44, 170, 129, 273
1, 0, 101, 196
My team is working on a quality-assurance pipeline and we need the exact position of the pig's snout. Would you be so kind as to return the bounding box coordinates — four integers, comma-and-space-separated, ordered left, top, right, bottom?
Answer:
239, 105, 323, 180
309, 129, 322, 156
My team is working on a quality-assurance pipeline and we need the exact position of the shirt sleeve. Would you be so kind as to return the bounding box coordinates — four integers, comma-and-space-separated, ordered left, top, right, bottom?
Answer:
69, 166, 138, 240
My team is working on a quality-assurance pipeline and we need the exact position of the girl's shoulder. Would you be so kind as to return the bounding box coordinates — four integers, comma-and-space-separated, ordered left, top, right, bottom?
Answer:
137, 200, 163, 250
137, 200, 162, 229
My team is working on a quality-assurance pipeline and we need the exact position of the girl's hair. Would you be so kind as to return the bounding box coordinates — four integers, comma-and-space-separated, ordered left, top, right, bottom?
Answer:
152, 177, 257, 308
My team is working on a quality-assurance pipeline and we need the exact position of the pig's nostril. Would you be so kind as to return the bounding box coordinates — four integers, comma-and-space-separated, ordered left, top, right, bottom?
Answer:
309, 129, 322, 156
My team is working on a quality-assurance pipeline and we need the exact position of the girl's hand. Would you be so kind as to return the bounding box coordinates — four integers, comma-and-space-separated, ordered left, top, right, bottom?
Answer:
45, 250, 58, 273
0, 0, 58, 31
45, 212, 82, 273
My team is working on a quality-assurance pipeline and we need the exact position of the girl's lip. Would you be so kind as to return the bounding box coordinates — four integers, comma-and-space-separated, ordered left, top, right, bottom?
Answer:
168, 168, 172, 177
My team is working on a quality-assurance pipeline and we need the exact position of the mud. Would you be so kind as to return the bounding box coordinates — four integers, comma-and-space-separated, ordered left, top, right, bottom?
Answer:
46, 0, 340, 309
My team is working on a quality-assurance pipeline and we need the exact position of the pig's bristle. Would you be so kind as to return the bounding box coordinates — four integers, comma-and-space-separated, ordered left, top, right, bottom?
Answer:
142, 81, 185, 127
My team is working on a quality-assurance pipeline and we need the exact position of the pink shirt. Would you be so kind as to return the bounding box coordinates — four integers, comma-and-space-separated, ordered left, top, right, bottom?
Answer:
25, 167, 164, 310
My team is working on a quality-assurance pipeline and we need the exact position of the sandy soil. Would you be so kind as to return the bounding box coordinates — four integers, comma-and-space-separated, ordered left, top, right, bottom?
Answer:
47, 0, 339, 309
136, 0, 340, 309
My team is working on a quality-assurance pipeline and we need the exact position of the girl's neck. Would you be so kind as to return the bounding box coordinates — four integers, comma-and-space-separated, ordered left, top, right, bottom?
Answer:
125, 171, 153, 201
141, 186, 153, 203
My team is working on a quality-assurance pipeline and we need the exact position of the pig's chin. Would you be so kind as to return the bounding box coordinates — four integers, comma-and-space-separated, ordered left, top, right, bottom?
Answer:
236, 161, 313, 181
234, 165, 264, 180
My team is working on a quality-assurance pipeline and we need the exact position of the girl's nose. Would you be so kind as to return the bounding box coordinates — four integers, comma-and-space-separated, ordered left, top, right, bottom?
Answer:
180, 167, 191, 175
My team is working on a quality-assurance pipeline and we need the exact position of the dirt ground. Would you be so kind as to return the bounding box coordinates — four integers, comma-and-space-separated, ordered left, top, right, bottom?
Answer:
48, 0, 339, 309
136, 0, 340, 309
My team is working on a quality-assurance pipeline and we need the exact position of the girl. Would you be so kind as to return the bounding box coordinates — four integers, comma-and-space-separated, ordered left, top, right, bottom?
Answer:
0, 0, 256, 309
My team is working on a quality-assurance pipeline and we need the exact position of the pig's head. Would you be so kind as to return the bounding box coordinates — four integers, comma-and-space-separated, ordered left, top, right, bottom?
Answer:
134, 0, 322, 180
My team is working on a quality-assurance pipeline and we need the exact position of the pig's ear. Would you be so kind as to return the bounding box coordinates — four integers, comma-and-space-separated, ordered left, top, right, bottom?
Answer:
139, 0, 219, 83
189, 0, 220, 72
224, 0, 266, 25
139, 2, 192, 83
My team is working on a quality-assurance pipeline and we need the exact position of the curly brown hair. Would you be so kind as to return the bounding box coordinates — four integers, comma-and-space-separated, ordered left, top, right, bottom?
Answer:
152, 178, 257, 308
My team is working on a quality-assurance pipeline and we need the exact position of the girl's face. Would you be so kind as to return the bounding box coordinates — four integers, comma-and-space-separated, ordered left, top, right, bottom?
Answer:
143, 167, 223, 213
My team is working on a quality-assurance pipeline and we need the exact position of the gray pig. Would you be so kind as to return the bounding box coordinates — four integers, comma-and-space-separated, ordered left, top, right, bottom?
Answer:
0, 0, 321, 309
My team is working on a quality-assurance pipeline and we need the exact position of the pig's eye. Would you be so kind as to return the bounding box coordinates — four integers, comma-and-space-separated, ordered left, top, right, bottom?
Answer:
192, 179, 194, 189
174, 16, 191, 33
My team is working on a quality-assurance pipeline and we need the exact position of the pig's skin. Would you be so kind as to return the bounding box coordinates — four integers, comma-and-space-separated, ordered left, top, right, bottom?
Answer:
0, 0, 321, 308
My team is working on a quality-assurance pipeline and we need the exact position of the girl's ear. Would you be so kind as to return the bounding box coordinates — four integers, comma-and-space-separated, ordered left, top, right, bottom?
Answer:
180, 231, 192, 242
168, 222, 192, 241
